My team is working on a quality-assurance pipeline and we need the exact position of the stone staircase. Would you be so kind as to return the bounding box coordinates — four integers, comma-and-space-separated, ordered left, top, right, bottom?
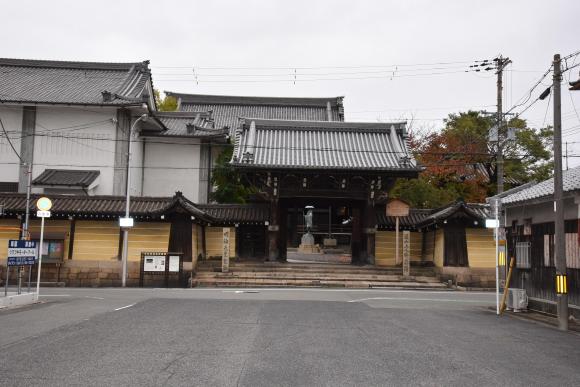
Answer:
193, 260, 447, 289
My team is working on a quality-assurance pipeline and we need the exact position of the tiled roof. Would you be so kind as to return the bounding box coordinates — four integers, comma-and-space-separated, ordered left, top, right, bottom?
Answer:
231, 118, 420, 172
0, 192, 267, 225
165, 92, 345, 129
500, 165, 580, 205
198, 203, 269, 225
376, 209, 432, 230
459, 163, 521, 185
145, 111, 229, 139
415, 202, 490, 227
0, 192, 214, 223
32, 169, 100, 187
0, 58, 152, 106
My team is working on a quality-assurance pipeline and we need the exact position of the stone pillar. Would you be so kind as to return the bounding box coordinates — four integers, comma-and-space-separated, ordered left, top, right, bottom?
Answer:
18, 106, 36, 192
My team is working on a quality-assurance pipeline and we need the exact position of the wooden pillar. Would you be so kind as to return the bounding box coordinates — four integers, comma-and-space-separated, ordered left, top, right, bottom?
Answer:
278, 201, 288, 262
351, 206, 362, 265
364, 200, 376, 265
68, 219, 76, 260
268, 198, 279, 261
201, 225, 207, 260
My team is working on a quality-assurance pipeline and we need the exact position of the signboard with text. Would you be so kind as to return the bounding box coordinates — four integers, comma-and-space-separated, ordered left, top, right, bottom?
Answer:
7, 240, 37, 266
386, 199, 410, 217
222, 228, 230, 273
402, 231, 411, 277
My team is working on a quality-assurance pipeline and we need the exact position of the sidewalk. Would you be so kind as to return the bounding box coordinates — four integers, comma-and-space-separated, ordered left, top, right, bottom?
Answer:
505, 310, 580, 333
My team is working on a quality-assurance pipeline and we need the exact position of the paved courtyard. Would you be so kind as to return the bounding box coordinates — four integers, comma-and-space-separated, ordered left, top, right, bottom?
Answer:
0, 288, 579, 386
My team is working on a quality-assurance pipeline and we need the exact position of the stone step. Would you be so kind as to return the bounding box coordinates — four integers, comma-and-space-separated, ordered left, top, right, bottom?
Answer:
195, 272, 441, 283
197, 262, 435, 275
197, 269, 436, 279
194, 278, 447, 289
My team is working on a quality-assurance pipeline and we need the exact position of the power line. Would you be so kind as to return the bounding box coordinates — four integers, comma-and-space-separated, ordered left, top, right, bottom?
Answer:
0, 115, 22, 162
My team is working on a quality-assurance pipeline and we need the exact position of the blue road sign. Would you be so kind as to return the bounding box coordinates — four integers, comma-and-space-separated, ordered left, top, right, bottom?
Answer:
7, 240, 37, 266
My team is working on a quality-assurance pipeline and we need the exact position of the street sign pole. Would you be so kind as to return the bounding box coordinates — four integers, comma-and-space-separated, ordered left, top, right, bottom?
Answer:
36, 216, 45, 296
4, 259, 8, 296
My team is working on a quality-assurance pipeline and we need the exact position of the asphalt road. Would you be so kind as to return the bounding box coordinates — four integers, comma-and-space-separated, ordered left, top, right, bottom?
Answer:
0, 288, 579, 386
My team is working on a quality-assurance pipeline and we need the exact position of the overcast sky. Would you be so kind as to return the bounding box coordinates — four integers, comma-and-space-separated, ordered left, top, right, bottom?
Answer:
4, 0, 580, 166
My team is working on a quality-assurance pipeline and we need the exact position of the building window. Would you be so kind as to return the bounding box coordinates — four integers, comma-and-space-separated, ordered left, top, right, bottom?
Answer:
523, 218, 532, 236
516, 242, 531, 269
35, 239, 65, 261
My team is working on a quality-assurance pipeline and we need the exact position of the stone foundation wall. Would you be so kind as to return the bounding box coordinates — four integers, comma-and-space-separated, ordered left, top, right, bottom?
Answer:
435, 266, 496, 288
0, 260, 193, 288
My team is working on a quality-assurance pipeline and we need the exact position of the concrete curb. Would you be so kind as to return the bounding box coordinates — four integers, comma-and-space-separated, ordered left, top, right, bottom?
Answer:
0, 292, 39, 309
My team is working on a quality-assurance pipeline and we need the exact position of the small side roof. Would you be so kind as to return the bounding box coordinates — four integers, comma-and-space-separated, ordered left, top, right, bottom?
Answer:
143, 111, 229, 139
414, 202, 489, 228
0, 58, 153, 106
32, 169, 100, 188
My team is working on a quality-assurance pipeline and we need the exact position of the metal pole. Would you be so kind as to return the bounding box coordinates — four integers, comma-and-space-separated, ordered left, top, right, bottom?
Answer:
4, 261, 8, 296
23, 164, 32, 239
121, 114, 146, 287
553, 53, 568, 331
494, 199, 500, 315
17, 266, 21, 295
36, 216, 45, 296
24, 163, 32, 293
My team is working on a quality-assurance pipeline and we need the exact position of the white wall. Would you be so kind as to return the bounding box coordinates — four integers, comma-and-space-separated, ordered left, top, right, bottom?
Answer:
142, 137, 201, 201
33, 106, 117, 195
0, 105, 22, 184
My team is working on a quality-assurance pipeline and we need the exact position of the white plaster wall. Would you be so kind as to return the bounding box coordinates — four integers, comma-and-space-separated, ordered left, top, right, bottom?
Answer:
0, 105, 22, 184
505, 196, 579, 225
142, 137, 201, 201
33, 106, 117, 195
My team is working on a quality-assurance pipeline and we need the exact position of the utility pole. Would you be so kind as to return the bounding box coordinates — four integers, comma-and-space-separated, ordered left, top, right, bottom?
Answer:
553, 53, 568, 331
495, 55, 511, 195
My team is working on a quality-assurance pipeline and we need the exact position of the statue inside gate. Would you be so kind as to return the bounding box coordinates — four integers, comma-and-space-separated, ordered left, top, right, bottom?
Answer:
299, 206, 320, 253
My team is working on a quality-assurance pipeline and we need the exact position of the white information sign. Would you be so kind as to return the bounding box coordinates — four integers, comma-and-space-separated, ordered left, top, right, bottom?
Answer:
222, 228, 230, 273
143, 255, 165, 272
402, 230, 411, 277
168, 255, 180, 272
36, 210, 51, 218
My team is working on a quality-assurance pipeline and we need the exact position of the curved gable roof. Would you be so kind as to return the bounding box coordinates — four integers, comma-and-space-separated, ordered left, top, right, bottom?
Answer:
0, 58, 153, 106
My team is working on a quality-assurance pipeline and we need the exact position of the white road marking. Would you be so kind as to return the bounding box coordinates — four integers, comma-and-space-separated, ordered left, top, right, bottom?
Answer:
196, 288, 491, 295
114, 303, 135, 311
84, 296, 105, 300
40, 294, 71, 297
222, 290, 260, 294
348, 297, 492, 303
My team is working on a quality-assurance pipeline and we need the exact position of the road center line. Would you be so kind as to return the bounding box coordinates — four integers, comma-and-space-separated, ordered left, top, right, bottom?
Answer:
348, 297, 491, 303
114, 303, 135, 311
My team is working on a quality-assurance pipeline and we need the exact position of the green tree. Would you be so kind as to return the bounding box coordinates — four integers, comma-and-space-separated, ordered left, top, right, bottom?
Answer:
391, 111, 553, 206
210, 146, 256, 203
154, 90, 178, 111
